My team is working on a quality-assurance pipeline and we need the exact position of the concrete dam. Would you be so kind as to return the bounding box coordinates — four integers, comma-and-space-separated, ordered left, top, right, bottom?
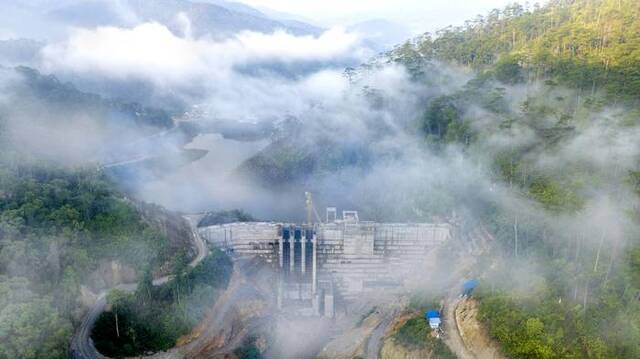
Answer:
199, 209, 452, 317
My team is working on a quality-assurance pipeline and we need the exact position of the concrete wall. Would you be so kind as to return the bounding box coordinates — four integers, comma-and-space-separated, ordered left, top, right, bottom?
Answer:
199, 222, 281, 265
199, 221, 452, 300
317, 222, 451, 298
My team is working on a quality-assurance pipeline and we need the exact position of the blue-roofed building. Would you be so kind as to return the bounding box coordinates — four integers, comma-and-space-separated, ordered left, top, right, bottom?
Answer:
463, 279, 479, 296
425, 310, 442, 330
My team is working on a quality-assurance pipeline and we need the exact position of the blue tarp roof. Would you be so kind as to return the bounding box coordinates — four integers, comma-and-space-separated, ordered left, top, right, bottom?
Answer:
425, 310, 440, 319
463, 279, 479, 290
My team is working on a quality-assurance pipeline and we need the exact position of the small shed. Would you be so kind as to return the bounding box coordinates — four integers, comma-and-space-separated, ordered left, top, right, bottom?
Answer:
462, 279, 479, 296
425, 310, 441, 330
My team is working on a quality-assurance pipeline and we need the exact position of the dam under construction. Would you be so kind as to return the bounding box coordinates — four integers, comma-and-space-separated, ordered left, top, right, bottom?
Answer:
199, 207, 453, 318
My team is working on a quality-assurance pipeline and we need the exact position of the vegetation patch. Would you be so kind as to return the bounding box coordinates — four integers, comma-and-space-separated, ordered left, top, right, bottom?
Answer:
233, 336, 264, 359
92, 249, 233, 357
393, 315, 456, 359
0, 164, 174, 358
198, 209, 256, 227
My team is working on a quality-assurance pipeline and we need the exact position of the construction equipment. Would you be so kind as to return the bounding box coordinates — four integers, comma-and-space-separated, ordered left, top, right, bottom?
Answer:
305, 192, 322, 225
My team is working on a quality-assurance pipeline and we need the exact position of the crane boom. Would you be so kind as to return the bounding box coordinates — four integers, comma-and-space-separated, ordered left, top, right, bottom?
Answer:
305, 192, 322, 224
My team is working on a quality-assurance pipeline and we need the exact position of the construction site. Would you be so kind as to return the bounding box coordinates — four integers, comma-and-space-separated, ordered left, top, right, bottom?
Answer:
198, 194, 454, 318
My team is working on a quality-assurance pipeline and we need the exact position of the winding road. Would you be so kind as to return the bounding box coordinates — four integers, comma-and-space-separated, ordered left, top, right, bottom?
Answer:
442, 225, 496, 359
443, 291, 474, 359
364, 308, 398, 359
69, 215, 208, 359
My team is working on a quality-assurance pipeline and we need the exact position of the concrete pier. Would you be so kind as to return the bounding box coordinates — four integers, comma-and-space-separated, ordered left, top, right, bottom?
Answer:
312, 234, 317, 294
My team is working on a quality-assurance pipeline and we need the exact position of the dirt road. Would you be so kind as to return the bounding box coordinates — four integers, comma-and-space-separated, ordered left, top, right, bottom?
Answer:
69, 215, 208, 359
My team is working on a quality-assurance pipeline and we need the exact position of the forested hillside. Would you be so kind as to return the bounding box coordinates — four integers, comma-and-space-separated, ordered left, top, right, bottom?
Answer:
395, 0, 640, 101
92, 249, 233, 357
386, 0, 640, 357
0, 93, 191, 359
0, 66, 181, 168
0, 158, 178, 357
11, 66, 172, 130
237, 0, 640, 357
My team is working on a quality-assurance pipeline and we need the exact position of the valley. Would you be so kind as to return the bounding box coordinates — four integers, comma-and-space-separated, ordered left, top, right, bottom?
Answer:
1, 0, 640, 358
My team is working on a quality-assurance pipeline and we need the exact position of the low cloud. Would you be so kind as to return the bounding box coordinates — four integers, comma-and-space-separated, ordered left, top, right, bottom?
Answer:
41, 22, 363, 86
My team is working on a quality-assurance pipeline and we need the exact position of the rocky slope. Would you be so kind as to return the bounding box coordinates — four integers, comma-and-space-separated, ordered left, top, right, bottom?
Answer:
379, 313, 438, 359
454, 299, 505, 359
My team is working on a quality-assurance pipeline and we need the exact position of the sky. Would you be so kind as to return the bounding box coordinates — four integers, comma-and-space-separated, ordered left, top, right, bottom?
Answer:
236, 0, 537, 34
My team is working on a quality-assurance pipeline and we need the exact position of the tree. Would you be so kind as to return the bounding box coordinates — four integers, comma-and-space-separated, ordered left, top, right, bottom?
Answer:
136, 266, 154, 306
494, 55, 525, 84
107, 289, 130, 339
423, 96, 460, 141
0, 277, 72, 359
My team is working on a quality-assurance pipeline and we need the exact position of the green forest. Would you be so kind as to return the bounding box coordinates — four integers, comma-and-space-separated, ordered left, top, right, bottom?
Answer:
389, 0, 640, 357
396, 0, 640, 101
92, 249, 233, 357
0, 158, 174, 357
